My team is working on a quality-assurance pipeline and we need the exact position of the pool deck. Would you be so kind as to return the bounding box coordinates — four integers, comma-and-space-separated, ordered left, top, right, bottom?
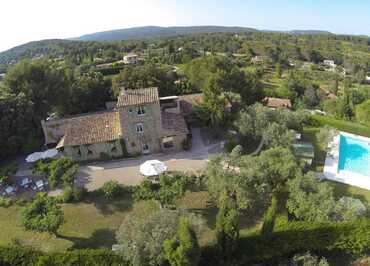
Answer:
324, 132, 370, 190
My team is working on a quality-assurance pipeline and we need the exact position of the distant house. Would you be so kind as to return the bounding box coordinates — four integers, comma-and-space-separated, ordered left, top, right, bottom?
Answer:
323, 60, 337, 68
96, 62, 114, 69
263, 97, 292, 109
302, 62, 314, 70
251, 56, 265, 64
42, 88, 188, 161
288, 59, 296, 67
321, 88, 337, 100
123, 54, 139, 64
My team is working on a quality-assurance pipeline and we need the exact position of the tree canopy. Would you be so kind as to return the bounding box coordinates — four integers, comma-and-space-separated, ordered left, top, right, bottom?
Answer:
22, 193, 64, 235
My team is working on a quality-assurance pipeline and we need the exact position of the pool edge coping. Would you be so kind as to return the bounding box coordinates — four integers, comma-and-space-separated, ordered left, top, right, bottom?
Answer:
323, 131, 370, 190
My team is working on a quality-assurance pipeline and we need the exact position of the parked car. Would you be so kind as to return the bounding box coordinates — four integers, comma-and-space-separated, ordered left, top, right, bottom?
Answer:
20, 177, 32, 188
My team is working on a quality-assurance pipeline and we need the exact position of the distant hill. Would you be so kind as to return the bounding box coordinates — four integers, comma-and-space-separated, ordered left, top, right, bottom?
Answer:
289, 30, 333, 35
0, 25, 337, 65
0, 39, 74, 65
71, 26, 260, 41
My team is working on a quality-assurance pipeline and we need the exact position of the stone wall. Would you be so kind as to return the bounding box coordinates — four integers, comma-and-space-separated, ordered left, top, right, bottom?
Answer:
119, 102, 163, 155
63, 139, 124, 162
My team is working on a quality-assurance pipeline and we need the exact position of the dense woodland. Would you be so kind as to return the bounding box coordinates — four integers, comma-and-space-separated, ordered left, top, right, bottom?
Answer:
1, 32, 370, 265
1, 32, 370, 159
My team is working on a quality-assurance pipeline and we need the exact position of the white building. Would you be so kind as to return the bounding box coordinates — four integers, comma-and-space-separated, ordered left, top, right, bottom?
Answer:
123, 54, 139, 64
323, 60, 336, 68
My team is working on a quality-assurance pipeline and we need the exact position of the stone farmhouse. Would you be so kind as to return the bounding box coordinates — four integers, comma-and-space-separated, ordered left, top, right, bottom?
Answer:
41, 88, 189, 161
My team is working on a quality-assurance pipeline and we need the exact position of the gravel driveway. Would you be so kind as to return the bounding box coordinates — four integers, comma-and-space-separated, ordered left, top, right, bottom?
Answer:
75, 128, 223, 191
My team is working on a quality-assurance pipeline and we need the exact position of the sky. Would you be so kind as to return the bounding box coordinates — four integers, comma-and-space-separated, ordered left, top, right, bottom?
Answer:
1, 0, 370, 52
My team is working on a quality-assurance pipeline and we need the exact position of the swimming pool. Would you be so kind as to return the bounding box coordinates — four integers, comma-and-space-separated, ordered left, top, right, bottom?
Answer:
338, 134, 370, 176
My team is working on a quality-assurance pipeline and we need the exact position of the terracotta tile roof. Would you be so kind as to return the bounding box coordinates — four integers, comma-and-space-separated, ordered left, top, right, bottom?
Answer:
263, 97, 292, 108
117, 88, 159, 107
179, 93, 204, 115
179, 93, 232, 115
57, 111, 121, 147
161, 112, 188, 135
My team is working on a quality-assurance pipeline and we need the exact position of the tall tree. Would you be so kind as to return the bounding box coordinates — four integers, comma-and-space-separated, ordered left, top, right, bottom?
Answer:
201, 71, 228, 128
116, 209, 204, 266
0, 91, 36, 158
164, 218, 200, 266
356, 99, 370, 125
215, 194, 239, 261
4, 59, 71, 119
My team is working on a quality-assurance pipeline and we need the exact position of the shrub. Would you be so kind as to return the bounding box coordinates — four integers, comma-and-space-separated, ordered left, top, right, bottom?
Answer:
61, 187, 74, 203
133, 180, 157, 201
0, 175, 11, 186
73, 187, 88, 202
100, 181, 121, 199
133, 172, 187, 207
22, 193, 64, 235
33, 158, 78, 188
0, 163, 18, 176
0, 196, 12, 207
60, 186, 88, 203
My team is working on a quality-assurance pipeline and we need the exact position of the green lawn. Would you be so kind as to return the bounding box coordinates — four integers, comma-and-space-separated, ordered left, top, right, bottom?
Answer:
0, 194, 157, 252
0, 190, 265, 252
312, 115, 370, 137
328, 180, 370, 204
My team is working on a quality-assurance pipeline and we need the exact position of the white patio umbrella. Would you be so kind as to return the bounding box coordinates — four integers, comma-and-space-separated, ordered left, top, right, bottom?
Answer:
25, 152, 44, 163
42, 149, 58, 159
139, 160, 167, 177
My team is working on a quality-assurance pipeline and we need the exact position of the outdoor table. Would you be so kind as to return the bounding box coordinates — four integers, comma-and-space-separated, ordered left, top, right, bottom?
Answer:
5, 186, 15, 194
35, 180, 44, 190
21, 178, 32, 188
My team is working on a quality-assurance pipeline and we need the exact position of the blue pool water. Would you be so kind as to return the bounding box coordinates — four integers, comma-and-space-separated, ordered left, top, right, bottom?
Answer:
338, 134, 370, 176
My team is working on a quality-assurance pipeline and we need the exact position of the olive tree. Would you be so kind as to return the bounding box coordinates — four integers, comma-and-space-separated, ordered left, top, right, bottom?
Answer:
116, 209, 204, 266
206, 147, 300, 210
22, 193, 64, 235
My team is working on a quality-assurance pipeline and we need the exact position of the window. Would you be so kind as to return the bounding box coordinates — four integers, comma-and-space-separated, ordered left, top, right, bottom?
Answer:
137, 106, 146, 115
111, 146, 117, 153
128, 108, 133, 114
162, 137, 174, 149
142, 144, 150, 153
136, 123, 144, 133
163, 141, 174, 149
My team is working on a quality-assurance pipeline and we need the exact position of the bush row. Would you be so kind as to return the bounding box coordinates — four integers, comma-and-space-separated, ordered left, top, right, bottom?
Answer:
0, 246, 127, 266
238, 218, 370, 264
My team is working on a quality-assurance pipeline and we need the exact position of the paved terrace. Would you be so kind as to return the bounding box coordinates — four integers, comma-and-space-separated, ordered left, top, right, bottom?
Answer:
75, 128, 223, 191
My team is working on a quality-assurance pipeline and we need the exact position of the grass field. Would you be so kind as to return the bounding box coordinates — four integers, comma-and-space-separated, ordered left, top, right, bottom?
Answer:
0, 190, 259, 252
0, 193, 157, 252
312, 115, 370, 137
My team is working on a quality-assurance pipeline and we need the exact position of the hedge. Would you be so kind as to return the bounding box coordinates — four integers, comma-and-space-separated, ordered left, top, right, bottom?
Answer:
238, 218, 370, 264
311, 115, 370, 138
0, 247, 128, 266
